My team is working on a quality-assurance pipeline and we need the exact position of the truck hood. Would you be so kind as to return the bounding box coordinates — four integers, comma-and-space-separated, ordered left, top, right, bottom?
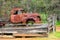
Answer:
23, 13, 39, 17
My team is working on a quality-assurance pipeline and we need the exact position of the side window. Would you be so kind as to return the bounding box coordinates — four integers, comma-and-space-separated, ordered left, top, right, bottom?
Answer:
14, 10, 18, 15
14, 10, 22, 15
18, 10, 22, 14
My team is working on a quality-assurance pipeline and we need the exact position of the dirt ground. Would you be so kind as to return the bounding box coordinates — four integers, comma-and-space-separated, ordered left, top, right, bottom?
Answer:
56, 27, 60, 32
0, 38, 60, 40
0, 26, 60, 40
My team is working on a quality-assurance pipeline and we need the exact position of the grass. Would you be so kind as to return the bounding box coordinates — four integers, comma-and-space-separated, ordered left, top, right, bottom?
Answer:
55, 32, 60, 38
56, 21, 60, 26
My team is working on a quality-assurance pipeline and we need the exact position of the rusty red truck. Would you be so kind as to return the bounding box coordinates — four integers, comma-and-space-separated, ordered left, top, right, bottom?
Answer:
0, 7, 41, 27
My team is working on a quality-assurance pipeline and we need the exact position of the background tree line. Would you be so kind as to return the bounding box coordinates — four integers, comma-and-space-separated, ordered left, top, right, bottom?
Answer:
0, 0, 60, 21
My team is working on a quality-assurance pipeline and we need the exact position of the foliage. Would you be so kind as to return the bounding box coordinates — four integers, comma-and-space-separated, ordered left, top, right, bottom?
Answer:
56, 21, 60, 26
0, 0, 60, 22
0, 0, 59, 13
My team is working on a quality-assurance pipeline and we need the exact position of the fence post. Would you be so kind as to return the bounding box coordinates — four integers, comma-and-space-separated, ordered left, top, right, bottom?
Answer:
52, 14, 56, 33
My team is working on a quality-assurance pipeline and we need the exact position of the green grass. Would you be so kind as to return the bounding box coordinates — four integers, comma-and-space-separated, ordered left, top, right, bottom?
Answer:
56, 21, 60, 26
48, 32, 60, 38
55, 32, 60, 38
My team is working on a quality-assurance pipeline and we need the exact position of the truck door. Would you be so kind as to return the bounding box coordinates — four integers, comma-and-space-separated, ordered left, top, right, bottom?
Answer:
13, 10, 21, 23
